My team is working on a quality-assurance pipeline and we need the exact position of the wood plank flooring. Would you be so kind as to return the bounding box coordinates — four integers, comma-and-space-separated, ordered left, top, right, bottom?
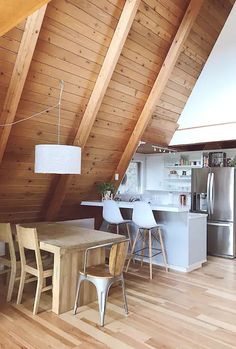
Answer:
0, 256, 236, 348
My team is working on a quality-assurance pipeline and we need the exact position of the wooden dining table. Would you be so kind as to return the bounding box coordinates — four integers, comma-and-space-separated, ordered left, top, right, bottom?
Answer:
23, 222, 126, 314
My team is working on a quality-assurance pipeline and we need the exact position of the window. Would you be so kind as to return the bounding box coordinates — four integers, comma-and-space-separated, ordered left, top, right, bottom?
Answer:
118, 161, 142, 194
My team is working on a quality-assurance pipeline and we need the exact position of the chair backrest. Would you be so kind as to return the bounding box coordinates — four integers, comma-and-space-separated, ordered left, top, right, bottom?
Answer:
16, 225, 42, 271
132, 201, 157, 228
103, 200, 123, 224
109, 240, 129, 276
0, 223, 16, 263
0, 223, 12, 244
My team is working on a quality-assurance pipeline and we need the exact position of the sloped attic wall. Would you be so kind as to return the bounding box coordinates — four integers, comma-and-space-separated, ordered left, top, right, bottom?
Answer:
0, 0, 233, 222
143, 0, 234, 143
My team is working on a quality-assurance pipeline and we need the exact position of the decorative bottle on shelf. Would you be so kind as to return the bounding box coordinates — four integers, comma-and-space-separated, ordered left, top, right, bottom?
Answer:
179, 194, 187, 206
202, 152, 209, 168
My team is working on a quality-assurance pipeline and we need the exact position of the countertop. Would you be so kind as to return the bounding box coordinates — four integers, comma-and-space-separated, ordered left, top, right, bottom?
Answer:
81, 201, 208, 217
81, 200, 191, 213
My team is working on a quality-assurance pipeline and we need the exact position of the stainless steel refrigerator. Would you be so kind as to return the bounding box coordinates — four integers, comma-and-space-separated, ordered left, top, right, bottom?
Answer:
191, 168, 235, 258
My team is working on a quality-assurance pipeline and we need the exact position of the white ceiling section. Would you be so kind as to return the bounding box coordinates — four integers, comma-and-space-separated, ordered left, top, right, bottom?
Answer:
170, 3, 236, 145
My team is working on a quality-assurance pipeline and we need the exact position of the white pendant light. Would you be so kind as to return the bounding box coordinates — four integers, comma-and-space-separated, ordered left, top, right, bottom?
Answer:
35, 144, 81, 174
34, 81, 81, 174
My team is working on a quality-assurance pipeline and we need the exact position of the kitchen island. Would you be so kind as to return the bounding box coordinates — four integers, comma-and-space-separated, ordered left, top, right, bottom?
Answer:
81, 201, 207, 272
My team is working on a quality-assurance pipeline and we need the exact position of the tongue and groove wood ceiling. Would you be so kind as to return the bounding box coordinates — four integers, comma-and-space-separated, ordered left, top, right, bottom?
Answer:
0, 0, 234, 223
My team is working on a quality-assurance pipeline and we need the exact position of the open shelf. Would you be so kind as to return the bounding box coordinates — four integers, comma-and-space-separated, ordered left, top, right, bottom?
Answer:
165, 165, 202, 169
164, 177, 191, 180
153, 189, 191, 193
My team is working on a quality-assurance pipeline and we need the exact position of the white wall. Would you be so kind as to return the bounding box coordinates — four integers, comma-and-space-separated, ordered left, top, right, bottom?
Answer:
171, 4, 236, 145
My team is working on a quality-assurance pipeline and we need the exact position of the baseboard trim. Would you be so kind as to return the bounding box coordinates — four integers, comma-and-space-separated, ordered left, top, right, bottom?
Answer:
134, 257, 207, 273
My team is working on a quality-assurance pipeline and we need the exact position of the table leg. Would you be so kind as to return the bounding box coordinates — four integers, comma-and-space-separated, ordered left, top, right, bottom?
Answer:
51, 250, 61, 314
51, 248, 105, 314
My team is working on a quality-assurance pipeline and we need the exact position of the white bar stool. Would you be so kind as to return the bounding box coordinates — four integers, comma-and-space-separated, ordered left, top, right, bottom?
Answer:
126, 201, 168, 279
103, 200, 132, 246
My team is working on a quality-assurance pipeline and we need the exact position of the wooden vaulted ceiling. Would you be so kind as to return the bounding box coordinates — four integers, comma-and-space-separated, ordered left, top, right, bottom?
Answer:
0, 0, 234, 223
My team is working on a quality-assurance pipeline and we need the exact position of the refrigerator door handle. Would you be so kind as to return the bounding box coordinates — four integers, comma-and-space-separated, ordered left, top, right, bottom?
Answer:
208, 222, 232, 227
207, 172, 211, 213
210, 172, 214, 214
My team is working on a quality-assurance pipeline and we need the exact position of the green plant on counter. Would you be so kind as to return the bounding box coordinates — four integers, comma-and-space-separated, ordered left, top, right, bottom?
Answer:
97, 182, 115, 199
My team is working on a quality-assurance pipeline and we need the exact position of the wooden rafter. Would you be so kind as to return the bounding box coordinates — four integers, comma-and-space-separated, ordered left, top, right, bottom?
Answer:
0, 5, 47, 164
75, 0, 141, 148
45, 0, 141, 221
0, 0, 50, 37
114, 0, 204, 182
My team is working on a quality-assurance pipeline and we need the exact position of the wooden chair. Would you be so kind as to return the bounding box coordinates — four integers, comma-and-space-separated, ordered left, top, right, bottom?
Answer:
0, 223, 17, 302
74, 239, 129, 326
16, 225, 53, 315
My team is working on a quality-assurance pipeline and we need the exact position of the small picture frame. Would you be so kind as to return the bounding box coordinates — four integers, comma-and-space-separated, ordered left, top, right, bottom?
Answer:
208, 152, 226, 167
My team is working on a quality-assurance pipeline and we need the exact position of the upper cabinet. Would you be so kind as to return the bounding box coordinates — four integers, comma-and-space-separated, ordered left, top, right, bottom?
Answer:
145, 151, 202, 192
146, 155, 164, 191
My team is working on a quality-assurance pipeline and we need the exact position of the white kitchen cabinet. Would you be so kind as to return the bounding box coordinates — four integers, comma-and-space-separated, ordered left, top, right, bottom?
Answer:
145, 152, 202, 192
145, 154, 164, 190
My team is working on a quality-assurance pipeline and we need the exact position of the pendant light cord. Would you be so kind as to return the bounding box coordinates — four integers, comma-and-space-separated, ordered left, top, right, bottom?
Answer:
0, 80, 65, 131
57, 80, 64, 145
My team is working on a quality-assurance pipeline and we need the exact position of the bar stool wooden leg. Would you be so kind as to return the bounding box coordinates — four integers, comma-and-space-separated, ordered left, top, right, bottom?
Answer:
125, 223, 132, 248
158, 227, 168, 272
140, 229, 146, 267
148, 229, 153, 280
126, 223, 135, 264
126, 228, 140, 272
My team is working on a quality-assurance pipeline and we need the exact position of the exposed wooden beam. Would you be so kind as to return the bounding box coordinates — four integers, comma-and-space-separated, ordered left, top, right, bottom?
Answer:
0, 0, 50, 37
114, 0, 204, 182
0, 5, 47, 164
45, 0, 141, 221
75, 0, 141, 148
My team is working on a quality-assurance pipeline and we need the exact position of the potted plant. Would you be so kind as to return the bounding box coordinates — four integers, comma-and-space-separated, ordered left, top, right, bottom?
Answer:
97, 182, 115, 200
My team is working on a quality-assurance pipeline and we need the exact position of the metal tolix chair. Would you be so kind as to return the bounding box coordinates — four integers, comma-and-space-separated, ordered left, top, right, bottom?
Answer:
73, 239, 129, 326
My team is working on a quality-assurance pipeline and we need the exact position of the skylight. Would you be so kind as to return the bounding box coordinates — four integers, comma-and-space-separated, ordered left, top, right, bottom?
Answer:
170, 4, 236, 146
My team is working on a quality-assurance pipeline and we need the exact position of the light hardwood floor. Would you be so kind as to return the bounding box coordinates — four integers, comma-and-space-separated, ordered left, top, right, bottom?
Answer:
0, 256, 236, 349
